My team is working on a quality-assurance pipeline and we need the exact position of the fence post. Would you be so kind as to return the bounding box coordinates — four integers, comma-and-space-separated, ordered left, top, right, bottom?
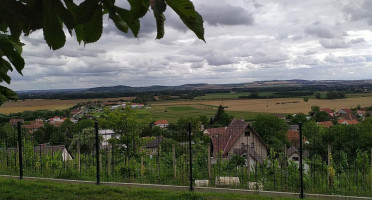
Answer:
246, 134, 250, 180
207, 142, 211, 179
172, 144, 176, 179
108, 144, 111, 175
299, 122, 304, 199
17, 122, 23, 180
77, 135, 81, 173
283, 144, 287, 190
95, 121, 100, 185
188, 122, 193, 191
327, 144, 331, 187
140, 155, 144, 177
370, 148, 372, 173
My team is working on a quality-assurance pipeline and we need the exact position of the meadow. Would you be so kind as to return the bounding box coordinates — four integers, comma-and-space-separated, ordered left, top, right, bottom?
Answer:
0, 177, 300, 200
141, 103, 260, 123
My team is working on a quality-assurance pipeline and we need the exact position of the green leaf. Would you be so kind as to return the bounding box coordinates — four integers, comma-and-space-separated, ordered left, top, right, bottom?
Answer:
150, 0, 166, 14
0, 85, 18, 102
0, 58, 13, 72
154, 13, 165, 39
83, 4, 103, 44
110, 12, 129, 33
129, 0, 150, 18
165, 0, 205, 41
54, 0, 75, 31
0, 60, 11, 84
42, 0, 66, 50
74, 24, 84, 44
0, 34, 24, 74
77, 0, 99, 24
0, 23, 8, 33
115, 7, 140, 37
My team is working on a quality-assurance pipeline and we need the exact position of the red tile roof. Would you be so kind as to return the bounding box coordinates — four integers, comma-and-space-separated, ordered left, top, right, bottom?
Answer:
204, 127, 227, 136
338, 119, 359, 125
154, 120, 169, 125
9, 119, 24, 126
338, 108, 353, 114
320, 108, 333, 114
317, 121, 334, 128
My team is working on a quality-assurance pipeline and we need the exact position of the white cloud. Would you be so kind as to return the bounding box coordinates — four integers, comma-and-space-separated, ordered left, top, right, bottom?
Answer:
5, 0, 372, 91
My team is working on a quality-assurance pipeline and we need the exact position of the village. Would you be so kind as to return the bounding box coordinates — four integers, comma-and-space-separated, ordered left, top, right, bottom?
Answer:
1, 99, 371, 192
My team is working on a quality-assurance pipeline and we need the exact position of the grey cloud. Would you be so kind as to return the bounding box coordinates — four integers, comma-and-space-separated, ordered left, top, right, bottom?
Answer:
320, 37, 365, 49
324, 54, 367, 64
319, 38, 349, 48
343, 0, 372, 25
305, 24, 345, 38
190, 62, 204, 69
198, 3, 254, 26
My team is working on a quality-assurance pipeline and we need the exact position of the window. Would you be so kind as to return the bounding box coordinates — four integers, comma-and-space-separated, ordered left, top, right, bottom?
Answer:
292, 157, 299, 161
241, 143, 245, 148
244, 129, 250, 137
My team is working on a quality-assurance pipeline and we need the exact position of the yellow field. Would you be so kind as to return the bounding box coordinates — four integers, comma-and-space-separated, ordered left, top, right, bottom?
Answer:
153, 96, 372, 114
1, 96, 371, 115
0, 97, 135, 114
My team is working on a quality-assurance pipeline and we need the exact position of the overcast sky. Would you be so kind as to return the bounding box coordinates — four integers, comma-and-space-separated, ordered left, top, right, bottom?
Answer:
6, 0, 372, 91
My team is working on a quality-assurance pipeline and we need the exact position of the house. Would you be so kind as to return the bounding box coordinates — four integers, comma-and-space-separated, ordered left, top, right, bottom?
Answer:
154, 120, 169, 128
98, 129, 116, 148
70, 109, 82, 116
6, 144, 73, 162
288, 125, 299, 131
317, 121, 334, 128
320, 108, 334, 117
34, 144, 73, 161
338, 113, 358, 121
22, 121, 44, 133
48, 116, 68, 126
287, 130, 300, 148
145, 136, 163, 155
337, 108, 353, 115
48, 116, 63, 122
356, 108, 366, 117
287, 128, 307, 148
286, 146, 309, 173
110, 105, 121, 110
337, 119, 359, 125
204, 119, 267, 167
131, 103, 144, 109
9, 118, 24, 126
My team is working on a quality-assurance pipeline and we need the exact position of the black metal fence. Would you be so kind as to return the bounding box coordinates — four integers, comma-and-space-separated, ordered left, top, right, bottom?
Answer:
0, 121, 371, 198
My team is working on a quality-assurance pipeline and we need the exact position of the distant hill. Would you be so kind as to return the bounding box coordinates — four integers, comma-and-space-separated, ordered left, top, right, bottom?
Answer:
16, 79, 372, 99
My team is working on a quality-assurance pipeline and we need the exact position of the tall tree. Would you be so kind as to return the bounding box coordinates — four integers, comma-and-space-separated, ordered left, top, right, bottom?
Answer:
252, 114, 288, 153
210, 105, 233, 127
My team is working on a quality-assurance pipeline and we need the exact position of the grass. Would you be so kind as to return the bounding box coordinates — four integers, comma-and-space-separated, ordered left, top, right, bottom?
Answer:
0, 177, 300, 200
168, 106, 197, 111
139, 103, 260, 123
193, 92, 277, 100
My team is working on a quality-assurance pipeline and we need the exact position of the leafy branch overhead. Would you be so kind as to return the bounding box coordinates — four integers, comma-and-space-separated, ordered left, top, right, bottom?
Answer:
0, 0, 205, 103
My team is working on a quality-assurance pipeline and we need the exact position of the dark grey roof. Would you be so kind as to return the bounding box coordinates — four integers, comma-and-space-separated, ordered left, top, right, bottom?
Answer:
145, 136, 163, 148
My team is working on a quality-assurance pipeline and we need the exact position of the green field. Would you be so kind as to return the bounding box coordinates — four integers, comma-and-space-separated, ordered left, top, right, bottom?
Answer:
194, 92, 276, 100
139, 103, 260, 123
0, 177, 300, 200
